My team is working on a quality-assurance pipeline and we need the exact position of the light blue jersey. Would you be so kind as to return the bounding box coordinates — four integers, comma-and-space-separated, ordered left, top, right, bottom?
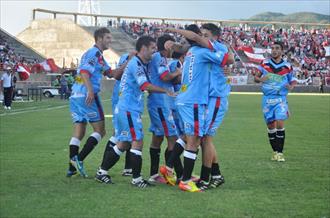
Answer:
258, 58, 297, 123
209, 40, 230, 97
72, 45, 111, 95
258, 59, 297, 97
176, 46, 226, 105
168, 59, 182, 109
112, 53, 129, 112
147, 52, 169, 108
116, 56, 150, 113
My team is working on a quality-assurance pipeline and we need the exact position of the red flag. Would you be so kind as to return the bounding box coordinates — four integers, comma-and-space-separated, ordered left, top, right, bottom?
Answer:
16, 63, 31, 80
40, 58, 59, 72
31, 58, 59, 73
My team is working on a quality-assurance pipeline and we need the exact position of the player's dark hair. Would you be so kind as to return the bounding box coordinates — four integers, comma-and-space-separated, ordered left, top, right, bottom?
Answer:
273, 41, 284, 50
136, 36, 156, 52
201, 23, 220, 37
172, 51, 184, 59
185, 24, 201, 46
94, 27, 111, 42
157, 34, 175, 51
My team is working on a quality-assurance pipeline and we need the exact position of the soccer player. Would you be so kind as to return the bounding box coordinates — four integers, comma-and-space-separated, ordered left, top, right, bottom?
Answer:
147, 35, 183, 184
95, 36, 175, 187
165, 51, 186, 183
162, 24, 228, 192
103, 53, 134, 177
161, 25, 234, 189
197, 23, 234, 190
67, 27, 126, 178
254, 41, 297, 162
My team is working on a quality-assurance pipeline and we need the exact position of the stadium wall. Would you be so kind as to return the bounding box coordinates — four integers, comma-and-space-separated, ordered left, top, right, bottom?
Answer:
17, 19, 120, 68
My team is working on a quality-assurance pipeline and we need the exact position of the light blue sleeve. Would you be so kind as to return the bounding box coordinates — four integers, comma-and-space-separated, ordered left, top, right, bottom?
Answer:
79, 51, 96, 73
201, 49, 226, 65
133, 64, 148, 87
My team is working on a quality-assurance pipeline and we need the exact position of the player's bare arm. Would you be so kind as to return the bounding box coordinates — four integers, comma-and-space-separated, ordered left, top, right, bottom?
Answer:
80, 72, 94, 106
161, 68, 182, 82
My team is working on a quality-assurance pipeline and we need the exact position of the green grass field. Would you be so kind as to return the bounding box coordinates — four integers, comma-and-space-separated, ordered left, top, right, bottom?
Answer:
0, 94, 329, 218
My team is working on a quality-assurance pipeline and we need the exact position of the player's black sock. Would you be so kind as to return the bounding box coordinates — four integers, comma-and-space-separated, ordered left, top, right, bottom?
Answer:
165, 148, 171, 166
276, 128, 285, 153
268, 129, 278, 152
78, 132, 101, 161
69, 137, 80, 171
100, 145, 122, 170
69, 145, 79, 171
149, 147, 161, 176
130, 149, 143, 179
182, 150, 197, 182
200, 165, 211, 182
167, 140, 184, 168
124, 144, 132, 170
106, 136, 117, 148
211, 163, 221, 176
173, 157, 183, 179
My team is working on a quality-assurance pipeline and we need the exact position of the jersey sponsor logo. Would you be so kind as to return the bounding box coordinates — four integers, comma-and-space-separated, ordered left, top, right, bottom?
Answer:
266, 98, 283, 104
180, 84, 188, 92
75, 75, 83, 84
266, 73, 284, 83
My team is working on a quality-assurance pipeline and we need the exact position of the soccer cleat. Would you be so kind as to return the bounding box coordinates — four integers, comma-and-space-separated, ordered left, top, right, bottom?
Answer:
159, 165, 177, 186
196, 180, 210, 191
209, 175, 225, 188
191, 175, 200, 182
95, 174, 113, 184
66, 170, 77, 177
271, 152, 278, 161
122, 168, 133, 176
70, 155, 88, 178
178, 180, 203, 192
277, 153, 285, 162
148, 174, 167, 184
131, 178, 154, 188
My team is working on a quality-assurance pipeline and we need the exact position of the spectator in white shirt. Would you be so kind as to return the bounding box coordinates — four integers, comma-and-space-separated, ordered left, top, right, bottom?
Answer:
0, 66, 13, 110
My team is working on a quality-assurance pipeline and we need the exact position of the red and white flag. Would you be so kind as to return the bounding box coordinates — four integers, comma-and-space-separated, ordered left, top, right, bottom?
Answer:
243, 51, 265, 63
40, 58, 59, 72
31, 58, 59, 73
16, 63, 31, 80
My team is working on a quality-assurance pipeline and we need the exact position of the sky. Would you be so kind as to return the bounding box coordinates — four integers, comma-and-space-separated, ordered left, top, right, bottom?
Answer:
1, 0, 329, 36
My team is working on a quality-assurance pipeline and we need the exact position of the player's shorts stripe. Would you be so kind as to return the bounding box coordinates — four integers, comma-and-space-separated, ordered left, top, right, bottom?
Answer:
157, 108, 169, 137
209, 97, 221, 128
193, 104, 199, 136
94, 94, 104, 120
126, 112, 136, 141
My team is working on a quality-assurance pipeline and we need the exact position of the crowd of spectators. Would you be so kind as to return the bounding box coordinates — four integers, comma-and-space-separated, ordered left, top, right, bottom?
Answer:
0, 37, 39, 72
120, 20, 330, 84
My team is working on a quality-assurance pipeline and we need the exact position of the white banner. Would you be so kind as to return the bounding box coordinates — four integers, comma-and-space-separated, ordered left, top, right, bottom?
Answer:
228, 76, 248, 85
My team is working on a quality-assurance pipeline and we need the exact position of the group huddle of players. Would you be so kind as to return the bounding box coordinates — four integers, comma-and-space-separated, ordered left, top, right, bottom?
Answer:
66, 23, 297, 192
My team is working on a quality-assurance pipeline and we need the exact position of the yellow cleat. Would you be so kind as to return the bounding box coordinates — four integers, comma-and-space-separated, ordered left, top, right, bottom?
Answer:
159, 165, 177, 186
179, 180, 203, 192
277, 153, 285, 162
271, 152, 278, 161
